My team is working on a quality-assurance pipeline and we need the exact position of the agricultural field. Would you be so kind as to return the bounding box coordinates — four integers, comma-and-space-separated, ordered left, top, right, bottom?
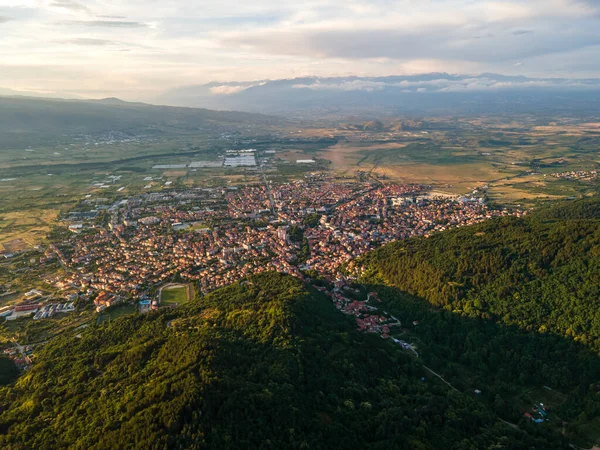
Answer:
1, 114, 599, 250
310, 116, 600, 206
0, 132, 329, 248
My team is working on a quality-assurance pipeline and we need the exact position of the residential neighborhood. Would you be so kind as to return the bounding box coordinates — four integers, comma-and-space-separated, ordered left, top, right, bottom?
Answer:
32, 179, 517, 308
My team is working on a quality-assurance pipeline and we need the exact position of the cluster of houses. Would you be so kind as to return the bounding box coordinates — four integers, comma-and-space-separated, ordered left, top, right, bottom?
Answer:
3, 345, 32, 371
40, 179, 517, 312
524, 403, 551, 424
315, 278, 404, 340
550, 169, 598, 181
93, 292, 123, 313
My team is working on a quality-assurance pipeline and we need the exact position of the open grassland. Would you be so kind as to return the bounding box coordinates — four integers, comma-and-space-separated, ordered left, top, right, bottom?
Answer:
97, 303, 137, 325
0, 209, 59, 249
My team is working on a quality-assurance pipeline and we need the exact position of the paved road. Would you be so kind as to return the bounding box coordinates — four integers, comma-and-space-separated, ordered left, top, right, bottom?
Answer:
258, 161, 277, 216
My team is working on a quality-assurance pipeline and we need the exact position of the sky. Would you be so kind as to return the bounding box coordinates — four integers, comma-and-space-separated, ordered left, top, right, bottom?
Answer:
0, 0, 599, 99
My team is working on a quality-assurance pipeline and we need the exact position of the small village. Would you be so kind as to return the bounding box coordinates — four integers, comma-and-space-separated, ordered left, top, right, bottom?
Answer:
550, 169, 599, 181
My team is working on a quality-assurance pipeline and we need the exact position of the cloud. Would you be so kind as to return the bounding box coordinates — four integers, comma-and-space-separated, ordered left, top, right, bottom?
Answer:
290, 76, 600, 94
2, 0, 600, 98
60, 38, 117, 46
50, 1, 90, 13
292, 80, 388, 92
217, 0, 600, 67
209, 85, 252, 95
222, 13, 600, 64
62, 20, 147, 28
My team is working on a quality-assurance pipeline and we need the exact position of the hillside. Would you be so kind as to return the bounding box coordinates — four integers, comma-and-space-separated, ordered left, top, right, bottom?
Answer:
0, 96, 282, 149
355, 198, 600, 446
357, 198, 600, 352
0, 273, 564, 450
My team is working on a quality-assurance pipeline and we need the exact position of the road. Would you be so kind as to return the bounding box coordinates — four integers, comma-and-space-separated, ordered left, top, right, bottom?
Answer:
420, 364, 522, 430
258, 160, 277, 216
328, 183, 381, 213
422, 365, 460, 393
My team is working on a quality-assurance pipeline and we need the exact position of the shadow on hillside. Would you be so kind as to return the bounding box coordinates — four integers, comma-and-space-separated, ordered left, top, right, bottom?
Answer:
363, 283, 600, 448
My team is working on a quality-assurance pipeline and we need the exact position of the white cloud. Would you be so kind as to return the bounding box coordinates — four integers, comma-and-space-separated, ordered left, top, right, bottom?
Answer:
209, 85, 252, 95
292, 80, 386, 91
290, 76, 600, 94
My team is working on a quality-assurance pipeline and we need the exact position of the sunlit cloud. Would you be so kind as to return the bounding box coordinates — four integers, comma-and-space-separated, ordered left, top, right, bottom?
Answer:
60, 19, 148, 27
209, 85, 253, 95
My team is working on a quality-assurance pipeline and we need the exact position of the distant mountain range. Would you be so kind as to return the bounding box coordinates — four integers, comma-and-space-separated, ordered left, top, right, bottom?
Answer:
4, 72, 600, 126
155, 73, 600, 117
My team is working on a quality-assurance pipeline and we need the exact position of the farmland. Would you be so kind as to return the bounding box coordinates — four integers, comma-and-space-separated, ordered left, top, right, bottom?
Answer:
313, 117, 600, 205
1, 112, 599, 252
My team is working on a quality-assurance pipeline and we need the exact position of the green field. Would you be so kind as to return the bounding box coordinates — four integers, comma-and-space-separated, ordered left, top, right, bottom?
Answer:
160, 285, 190, 305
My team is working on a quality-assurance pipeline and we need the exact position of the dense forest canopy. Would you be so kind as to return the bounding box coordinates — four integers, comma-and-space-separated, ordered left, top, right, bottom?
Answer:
355, 198, 600, 445
358, 198, 600, 351
0, 273, 566, 449
0, 357, 19, 386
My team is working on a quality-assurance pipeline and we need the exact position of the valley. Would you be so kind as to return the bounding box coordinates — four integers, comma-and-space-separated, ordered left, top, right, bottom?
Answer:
0, 97, 599, 449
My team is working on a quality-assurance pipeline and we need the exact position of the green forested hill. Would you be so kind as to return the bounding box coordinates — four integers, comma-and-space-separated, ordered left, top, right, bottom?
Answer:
0, 273, 565, 450
359, 199, 600, 351
355, 199, 600, 446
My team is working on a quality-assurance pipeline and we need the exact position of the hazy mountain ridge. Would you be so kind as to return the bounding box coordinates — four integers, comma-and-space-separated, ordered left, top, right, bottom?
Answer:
0, 95, 282, 132
0, 95, 284, 149
0, 87, 81, 100
156, 73, 600, 116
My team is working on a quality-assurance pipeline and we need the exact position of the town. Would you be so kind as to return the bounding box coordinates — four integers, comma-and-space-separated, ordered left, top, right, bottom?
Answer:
42, 178, 518, 317
0, 176, 523, 370
47, 179, 515, 297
